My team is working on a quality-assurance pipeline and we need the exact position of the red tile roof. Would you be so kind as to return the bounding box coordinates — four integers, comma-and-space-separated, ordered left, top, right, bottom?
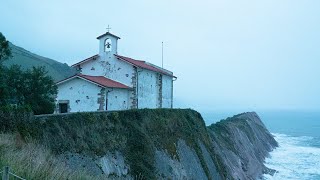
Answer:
71, 54, 99, 67
56, 74, 131, 89
114, 54, 176, 77
70, 54, 175, 78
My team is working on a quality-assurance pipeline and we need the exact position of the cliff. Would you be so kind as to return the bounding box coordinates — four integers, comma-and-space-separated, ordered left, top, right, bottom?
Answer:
208, 112, 278, 179
0, 109, 277, 179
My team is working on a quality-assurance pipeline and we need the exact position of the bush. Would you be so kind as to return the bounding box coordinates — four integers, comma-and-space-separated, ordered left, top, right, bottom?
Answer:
0, 105, 33, 133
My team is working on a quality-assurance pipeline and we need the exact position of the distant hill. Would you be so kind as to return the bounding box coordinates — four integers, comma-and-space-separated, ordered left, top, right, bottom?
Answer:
3, 43, 76, 81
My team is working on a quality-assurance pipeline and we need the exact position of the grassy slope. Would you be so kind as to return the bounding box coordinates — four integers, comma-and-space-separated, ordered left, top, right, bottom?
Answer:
3, 43, 76, 81
0, 133, 97, 180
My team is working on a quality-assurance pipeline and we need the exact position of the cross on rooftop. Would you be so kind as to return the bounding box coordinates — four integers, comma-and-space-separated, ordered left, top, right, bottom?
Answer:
106, 25, 111, 32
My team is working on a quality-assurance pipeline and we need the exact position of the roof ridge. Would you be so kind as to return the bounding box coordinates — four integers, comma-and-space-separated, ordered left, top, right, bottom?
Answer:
80, 74, 127, 84
115, 54, 145, 62
57, 73, 131, 89
96, 32, 121, 39
71, 54, 99, 67
115, 54, 175, 78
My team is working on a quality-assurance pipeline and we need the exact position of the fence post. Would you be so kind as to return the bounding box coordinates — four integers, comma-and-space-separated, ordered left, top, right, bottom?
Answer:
2, 166, 9, 180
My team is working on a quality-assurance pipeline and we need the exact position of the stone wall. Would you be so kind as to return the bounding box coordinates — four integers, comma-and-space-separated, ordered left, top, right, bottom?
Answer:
97, 88, 106, 111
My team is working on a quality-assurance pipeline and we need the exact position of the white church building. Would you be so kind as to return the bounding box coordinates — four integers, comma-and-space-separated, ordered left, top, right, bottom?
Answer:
55, 31, 176, 113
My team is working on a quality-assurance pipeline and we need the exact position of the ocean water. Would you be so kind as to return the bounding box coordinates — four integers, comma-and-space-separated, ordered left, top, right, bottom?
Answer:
263, 133, 320, 180
260, 111, 320, 180
202, 110, 320, 180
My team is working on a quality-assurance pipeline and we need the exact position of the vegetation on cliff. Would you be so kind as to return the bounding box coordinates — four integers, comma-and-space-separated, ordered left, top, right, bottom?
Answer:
0, 133, 97, 180
22, 109, 214, 179
0, 109, 277, 179
208, 112, 278, 179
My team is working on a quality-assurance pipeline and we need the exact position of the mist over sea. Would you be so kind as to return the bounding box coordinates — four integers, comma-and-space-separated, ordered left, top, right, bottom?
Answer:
202, 110, 320, 180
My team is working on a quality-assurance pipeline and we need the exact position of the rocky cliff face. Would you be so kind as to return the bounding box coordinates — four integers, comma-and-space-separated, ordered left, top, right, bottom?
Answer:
18, 109, 277, 179
208, 112, 278, 179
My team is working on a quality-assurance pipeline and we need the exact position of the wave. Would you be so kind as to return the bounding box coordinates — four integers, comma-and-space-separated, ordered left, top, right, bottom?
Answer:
263, 133, 320, 180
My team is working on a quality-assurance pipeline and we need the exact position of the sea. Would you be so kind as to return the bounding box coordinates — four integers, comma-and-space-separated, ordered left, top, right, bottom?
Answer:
202, 110, 320, 180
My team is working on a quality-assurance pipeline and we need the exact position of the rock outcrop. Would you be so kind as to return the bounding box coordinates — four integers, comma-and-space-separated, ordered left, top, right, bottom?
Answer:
208, 112, 278, 179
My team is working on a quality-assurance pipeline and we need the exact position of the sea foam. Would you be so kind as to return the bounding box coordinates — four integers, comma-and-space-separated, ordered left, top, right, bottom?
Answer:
263, 133, 320, 180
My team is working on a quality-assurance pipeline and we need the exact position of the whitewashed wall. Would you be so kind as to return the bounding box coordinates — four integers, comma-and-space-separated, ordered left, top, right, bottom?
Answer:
80, 55, 134, 87
107, 88, 130, 111
137, 69, 158, 109
162, 75, 173, 108
57, 78, 102, 112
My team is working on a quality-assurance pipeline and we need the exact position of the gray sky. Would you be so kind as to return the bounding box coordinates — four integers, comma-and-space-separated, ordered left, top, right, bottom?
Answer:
1, 0, 320, 113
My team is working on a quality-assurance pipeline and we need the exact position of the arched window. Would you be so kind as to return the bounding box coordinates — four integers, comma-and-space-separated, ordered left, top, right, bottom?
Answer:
104, 38, 112, 52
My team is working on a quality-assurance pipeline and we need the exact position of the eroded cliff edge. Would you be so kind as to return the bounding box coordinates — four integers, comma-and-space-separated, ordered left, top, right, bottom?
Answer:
2, 109, 278, 179
208, 112, 278, 179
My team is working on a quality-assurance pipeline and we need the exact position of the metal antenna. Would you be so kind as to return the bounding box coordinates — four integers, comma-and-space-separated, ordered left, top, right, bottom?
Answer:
162, 42, 164, 68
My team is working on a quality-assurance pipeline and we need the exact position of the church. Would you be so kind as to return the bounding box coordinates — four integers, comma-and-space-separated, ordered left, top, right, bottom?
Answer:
55, 31, 176, 113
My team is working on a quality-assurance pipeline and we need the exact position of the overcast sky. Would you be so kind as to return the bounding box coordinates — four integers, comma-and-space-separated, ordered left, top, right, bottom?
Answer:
1, 0, 320, 114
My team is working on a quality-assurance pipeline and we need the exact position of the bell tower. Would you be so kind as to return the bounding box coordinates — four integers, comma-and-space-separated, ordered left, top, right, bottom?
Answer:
97, 27, 120, 55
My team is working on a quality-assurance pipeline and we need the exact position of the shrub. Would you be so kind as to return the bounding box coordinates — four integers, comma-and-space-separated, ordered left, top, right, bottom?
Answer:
0, 105, 33, 133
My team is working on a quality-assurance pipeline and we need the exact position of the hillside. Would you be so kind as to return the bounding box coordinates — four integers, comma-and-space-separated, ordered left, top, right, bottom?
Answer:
3, 43, 76, 81
0, 109, 277, 179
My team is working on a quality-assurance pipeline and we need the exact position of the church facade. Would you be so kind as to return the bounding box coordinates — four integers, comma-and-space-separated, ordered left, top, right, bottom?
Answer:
55, 31, 176, 113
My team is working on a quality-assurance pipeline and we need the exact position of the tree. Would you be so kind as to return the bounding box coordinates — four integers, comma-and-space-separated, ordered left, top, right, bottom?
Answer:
0, 32, 12, 64
6, 65, 25, 105
23, 66, 58, 114
5, 66, 58, 114
0, 65, 9, 105
0, 32, 12, 105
